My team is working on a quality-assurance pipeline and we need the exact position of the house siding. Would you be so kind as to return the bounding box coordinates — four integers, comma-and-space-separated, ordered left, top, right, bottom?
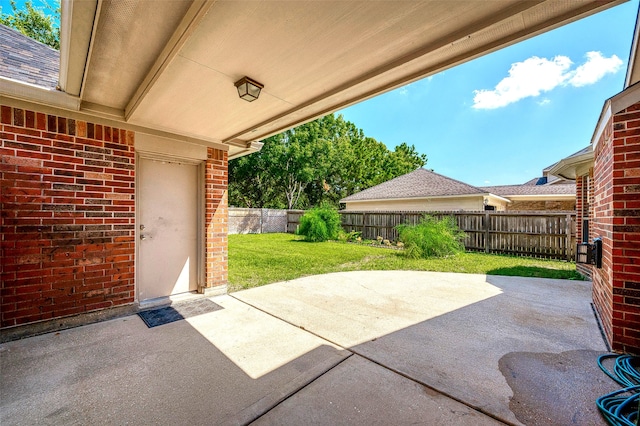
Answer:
343, 196, 506, 212
592, 101, 640, 354
505, 199, 575, 211
1, 105, 135, 328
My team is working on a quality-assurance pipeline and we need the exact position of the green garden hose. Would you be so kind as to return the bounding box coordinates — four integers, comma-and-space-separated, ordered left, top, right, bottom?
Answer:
597, 354, 640, 426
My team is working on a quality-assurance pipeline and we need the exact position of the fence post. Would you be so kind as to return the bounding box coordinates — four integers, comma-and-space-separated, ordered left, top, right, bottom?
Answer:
484, 212, 490, 253
362, 212, 368, 239
565, 213, 572, 261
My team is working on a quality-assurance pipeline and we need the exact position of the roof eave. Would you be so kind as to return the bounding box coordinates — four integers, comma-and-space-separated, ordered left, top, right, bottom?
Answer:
625, 3, 640, 88
58, 0, 98, 97
591, 82, 640, 152
0, 77, 80, 111
506, 194, 575, 200
228, 141, 264, 160
341, 192, 507, 204
547, 149, 594, 180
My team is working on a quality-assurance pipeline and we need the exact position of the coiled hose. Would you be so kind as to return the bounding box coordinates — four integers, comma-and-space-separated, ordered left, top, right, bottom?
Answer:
597, 354, 640, 426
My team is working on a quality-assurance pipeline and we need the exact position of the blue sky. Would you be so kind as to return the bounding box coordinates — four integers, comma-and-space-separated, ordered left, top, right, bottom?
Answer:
2, 1, 637, 187
339, 1, 639, 187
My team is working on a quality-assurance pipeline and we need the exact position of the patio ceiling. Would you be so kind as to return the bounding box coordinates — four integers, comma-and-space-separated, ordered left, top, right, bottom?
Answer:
54, 0, 624, 158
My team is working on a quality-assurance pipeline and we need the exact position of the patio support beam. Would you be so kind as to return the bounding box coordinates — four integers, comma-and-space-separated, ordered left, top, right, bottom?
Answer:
124, 0, 216, 122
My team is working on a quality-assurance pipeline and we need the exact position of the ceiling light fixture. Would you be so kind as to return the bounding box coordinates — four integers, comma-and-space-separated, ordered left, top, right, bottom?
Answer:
235, 76, 263, 102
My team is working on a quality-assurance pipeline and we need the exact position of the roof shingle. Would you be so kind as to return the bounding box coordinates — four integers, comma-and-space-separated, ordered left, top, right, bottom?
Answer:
0, 24, 59, 89
480, 184, 576, 196
341, 168, 486, 202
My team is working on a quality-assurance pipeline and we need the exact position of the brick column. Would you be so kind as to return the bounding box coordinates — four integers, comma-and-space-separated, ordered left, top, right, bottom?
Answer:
203, 148, 228, 294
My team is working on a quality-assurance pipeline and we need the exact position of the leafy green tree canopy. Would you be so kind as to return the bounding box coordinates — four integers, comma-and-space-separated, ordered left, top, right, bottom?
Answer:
229, 114, 427, 210
1, 0, 60, 50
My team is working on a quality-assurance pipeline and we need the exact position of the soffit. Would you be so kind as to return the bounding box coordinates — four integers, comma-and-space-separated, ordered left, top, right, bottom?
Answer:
70, 0, 623, 154
81, 0, 192, 108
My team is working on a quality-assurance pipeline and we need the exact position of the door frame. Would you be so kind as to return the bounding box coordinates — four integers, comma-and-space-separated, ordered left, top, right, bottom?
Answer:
135, 151, 206, 304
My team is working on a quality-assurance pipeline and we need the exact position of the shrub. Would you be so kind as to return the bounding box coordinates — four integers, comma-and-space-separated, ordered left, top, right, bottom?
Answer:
396, 215, 465, 258
338, 230, 362, 242
297, 203, 342, 242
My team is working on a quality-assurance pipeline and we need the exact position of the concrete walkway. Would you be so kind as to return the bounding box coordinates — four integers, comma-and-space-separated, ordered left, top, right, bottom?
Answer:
1, 271, 618, 425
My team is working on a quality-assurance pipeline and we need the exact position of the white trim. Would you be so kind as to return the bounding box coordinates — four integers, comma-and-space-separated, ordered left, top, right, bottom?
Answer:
79, 0, 102, 100
625, 5, 640, 88
0, 78, 80, 111
58, 0, 73, 91
58, 0, 98, 96
592, 102, 612, 150
228, 141, 263, 160
592, 83, 640, 149
135, 133, 208, 161
547, 147, 594, 180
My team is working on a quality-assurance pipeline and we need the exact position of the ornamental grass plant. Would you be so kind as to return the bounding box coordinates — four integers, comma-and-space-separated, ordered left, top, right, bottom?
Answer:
396, 215, 465, 258
296, 203, 342, 242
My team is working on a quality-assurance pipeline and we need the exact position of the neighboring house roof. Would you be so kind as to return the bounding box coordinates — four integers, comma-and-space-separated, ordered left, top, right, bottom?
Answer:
522, 176, 567, 186
341, 168, 487, 203
480, 183, 576, 197
547, 146, 594, 180
0, 24, 59, 89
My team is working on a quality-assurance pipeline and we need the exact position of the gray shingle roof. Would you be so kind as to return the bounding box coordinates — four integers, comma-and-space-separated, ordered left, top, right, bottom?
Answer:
0, 24, 59, 89
480, 183, 575, 196
341, 168, 486, 202
522, 175, 566, 186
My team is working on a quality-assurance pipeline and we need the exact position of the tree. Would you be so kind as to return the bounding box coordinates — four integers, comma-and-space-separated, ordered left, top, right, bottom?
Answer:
384, 142, 428, 178
228, 113, 428, 210
0, 0, 60, 50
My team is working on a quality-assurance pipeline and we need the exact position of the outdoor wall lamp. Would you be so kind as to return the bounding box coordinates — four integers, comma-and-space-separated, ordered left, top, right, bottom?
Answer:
235, 76, 263, 102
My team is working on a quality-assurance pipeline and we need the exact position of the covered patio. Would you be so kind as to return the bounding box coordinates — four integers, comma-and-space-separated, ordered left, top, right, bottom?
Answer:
1, 272, 615, 425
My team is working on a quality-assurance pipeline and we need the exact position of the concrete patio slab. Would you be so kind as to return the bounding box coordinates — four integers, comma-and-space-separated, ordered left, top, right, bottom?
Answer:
254, 354, 503, 425
0, 296, 348, 426
1, 271, 619, 425
233, 271, 617, 425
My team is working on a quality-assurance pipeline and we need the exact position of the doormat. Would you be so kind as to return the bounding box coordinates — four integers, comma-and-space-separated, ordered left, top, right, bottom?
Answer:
138, 298, 223, 328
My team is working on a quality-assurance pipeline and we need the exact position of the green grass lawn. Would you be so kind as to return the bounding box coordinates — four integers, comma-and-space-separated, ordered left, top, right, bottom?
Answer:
228, 233, 584, 291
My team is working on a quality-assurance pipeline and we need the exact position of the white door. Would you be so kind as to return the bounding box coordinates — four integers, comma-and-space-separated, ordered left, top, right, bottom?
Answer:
138, 156, 199, 302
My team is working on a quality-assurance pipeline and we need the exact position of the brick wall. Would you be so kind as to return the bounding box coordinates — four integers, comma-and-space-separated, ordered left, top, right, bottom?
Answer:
204, 148, 228, 290
506, 199, 575, 211
1, 105, 135, 328
592, 113, 616, 349
611, 103, 640, 353
592, 101, 640, 354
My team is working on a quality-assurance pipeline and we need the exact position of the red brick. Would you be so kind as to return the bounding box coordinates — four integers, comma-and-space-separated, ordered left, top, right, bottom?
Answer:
1, 104, 138, 329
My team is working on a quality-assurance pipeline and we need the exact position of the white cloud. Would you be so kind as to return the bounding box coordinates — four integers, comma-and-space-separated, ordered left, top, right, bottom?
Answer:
538, 98, 551, 106
567, 51, 623, 87
472, 52, 623, 109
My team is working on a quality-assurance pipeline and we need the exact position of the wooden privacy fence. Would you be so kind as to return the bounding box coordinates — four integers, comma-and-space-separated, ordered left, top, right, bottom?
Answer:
335, 211, 576, 260
286, 210, 305, 234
